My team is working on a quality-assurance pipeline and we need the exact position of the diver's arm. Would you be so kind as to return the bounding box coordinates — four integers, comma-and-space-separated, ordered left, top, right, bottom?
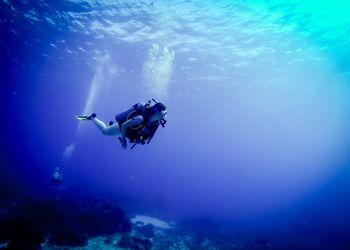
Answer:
119, 115, 144, 149
120, 119, 134, 148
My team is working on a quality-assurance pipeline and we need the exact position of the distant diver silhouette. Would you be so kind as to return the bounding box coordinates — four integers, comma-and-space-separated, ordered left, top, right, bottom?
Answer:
50, 167, 63, 187
76, 99, 167, 149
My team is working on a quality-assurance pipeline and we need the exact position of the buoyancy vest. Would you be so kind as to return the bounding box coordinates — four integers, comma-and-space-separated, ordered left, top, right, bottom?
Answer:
115, 101, 166, 149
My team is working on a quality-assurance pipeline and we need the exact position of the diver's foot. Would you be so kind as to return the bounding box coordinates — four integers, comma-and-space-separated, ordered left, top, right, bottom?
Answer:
75, 113, 96, 121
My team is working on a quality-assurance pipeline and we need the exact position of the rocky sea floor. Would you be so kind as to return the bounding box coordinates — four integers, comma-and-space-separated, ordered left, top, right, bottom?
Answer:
1, 195, 350, 250
40, 223, 350, 250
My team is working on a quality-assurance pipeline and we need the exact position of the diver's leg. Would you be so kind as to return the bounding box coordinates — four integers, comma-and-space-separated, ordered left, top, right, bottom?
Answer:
91, 117, 120, 136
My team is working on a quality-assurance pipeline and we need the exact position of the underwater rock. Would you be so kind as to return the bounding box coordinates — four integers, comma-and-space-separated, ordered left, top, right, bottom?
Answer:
117, 233, 152, 250
0, 213, 42, 249
135, 223, 156, 238
0, 196, 131, 249
0, 217, 46, 250
48, 222, 88, 246
49, 224, 88, 246
74, 199, 132, 237
0, 200, 50, 250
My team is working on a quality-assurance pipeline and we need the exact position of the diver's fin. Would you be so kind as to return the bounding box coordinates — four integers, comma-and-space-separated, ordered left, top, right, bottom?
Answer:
75, 115, 89, 121
75, 113, 96, 121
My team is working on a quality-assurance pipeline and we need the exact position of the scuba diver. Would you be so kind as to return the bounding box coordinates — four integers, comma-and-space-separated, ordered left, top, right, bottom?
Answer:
50, 167, 63, 187
76, 99, 167, 149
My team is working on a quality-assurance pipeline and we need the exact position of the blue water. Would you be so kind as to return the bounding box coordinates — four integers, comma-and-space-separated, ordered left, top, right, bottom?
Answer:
1, 0, 350, 249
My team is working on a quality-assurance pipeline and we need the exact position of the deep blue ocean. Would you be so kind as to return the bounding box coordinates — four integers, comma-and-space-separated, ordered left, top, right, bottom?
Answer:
1, 0, 350, 249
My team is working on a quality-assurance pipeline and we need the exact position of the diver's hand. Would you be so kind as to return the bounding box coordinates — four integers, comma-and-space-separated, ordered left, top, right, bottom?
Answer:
121, 140, 127, 149
119, 137, 127, 149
